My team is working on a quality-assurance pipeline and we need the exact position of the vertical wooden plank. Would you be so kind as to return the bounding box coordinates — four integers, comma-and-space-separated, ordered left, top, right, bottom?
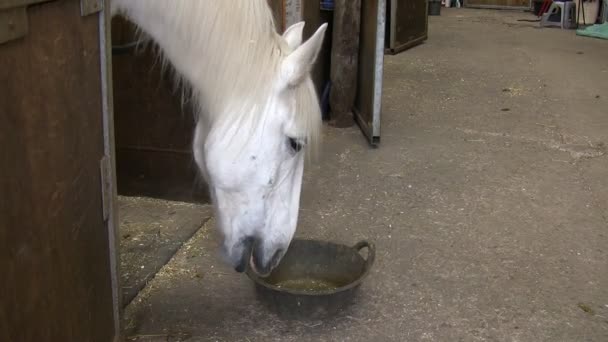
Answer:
353, 0, 385, 145
100, 0, 122, 338
302, 0, 334, 95
268, 0, 285, 31
329, 0, 362, 127
0, 1, 116, 341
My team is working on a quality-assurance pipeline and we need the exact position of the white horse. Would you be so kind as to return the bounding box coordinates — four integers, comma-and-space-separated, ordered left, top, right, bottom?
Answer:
111, 1, 327, 276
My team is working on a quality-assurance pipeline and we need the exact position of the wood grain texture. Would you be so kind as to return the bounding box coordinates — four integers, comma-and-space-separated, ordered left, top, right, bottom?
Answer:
329, 0, 362, 127
0, 1, 115, 341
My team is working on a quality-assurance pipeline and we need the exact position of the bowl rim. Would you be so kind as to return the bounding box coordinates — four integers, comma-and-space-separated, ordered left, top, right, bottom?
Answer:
245, 238, 375, 296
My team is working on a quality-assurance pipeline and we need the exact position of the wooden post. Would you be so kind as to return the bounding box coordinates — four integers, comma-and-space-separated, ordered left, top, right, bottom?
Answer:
329, 0, 362, 128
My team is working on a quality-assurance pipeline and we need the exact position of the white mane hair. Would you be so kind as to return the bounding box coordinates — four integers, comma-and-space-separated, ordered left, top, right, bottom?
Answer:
112, 0, 322, 154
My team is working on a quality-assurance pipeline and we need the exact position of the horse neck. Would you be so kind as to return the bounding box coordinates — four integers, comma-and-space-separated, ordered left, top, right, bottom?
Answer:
112, 0, 282, 120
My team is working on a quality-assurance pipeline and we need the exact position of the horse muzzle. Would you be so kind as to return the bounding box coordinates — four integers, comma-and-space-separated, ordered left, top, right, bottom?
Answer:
232, 236, 285, 277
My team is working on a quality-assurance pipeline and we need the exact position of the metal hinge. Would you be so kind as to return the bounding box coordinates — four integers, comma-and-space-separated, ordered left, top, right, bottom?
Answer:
0, 0, 103, 45
100, 155, 111, 221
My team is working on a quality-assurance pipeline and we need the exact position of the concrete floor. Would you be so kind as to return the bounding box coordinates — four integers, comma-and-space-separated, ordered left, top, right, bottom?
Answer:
118, 196, 212, 306
122, 8, 608, 342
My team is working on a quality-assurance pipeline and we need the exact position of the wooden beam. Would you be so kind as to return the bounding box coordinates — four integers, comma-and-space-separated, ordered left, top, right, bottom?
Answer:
329, 0, 362, 127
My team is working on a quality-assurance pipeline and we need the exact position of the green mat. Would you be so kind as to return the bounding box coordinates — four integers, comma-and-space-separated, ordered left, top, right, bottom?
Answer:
576, 23, 608, 40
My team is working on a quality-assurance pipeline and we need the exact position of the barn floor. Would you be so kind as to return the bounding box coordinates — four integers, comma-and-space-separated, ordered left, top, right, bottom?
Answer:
121, 8, 608, 342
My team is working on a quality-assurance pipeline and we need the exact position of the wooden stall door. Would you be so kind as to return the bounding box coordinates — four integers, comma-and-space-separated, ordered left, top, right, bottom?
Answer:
354, 0, 386, 146
0, 1, 119, 341
385, 0, 428, 54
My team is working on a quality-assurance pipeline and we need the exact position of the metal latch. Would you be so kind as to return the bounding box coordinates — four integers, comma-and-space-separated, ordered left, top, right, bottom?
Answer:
100, 155, 111, 221
0, 0, 103, 45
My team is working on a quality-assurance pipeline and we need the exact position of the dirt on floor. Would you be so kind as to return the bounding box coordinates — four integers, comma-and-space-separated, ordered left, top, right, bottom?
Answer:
119, 196, 213, 306
121, 8, 608, 342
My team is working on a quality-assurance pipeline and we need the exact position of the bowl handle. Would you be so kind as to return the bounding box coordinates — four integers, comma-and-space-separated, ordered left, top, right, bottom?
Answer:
353, 240, 375, 270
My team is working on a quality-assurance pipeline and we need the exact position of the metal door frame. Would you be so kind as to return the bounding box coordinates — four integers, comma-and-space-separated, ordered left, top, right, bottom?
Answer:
353, 0, 385, 146
99, 1, 121, 340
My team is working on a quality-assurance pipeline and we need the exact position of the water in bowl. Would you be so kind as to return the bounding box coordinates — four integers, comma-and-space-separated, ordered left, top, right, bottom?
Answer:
274, 277, 340, 292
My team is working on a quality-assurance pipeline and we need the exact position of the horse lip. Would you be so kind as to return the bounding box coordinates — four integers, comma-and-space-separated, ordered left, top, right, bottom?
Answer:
249, 253, 272, 277
249, 247, 283, 278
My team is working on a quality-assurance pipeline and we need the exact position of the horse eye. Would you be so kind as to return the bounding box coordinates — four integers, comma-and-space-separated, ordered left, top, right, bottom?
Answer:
288, 137, 303, 153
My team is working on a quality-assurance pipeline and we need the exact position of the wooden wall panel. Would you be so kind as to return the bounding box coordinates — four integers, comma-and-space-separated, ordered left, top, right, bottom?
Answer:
111, 18, 209, 203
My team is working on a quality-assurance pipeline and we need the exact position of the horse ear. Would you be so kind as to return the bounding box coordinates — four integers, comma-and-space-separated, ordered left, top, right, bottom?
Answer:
282, 21, 305, 50
280, 23, 328, 87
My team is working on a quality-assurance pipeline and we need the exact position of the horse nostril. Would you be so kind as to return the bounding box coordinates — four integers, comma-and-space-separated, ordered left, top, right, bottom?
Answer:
234, 236, 255, 273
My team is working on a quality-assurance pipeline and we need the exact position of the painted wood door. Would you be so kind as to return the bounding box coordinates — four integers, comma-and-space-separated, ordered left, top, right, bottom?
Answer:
0, 1, 119, 341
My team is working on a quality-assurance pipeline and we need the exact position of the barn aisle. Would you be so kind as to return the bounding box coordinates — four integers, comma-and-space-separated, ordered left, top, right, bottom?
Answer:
122, 8, 608, 341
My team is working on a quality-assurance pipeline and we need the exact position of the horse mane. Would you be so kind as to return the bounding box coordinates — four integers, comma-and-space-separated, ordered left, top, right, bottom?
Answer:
114, 0, 321, 153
